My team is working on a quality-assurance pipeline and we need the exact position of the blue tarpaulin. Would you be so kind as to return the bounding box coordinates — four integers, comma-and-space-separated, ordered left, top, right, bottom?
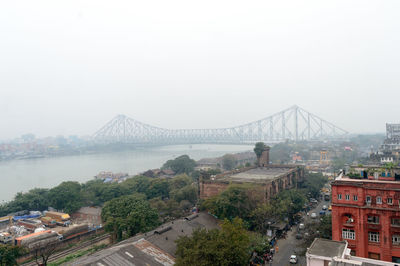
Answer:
13, 214, 40, 221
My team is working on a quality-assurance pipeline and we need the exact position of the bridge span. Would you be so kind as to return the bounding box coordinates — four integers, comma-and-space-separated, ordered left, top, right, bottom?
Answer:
93, 105, 348, 145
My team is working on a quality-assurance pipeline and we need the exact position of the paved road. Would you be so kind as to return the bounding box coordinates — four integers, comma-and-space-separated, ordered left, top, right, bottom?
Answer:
271, 198, 331, 266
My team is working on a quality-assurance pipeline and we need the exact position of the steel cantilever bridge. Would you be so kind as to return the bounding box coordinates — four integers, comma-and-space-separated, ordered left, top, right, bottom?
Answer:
93, 105, 348, 144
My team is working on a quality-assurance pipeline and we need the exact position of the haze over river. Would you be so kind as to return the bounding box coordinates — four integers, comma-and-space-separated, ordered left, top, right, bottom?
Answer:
0, 144, 252, 202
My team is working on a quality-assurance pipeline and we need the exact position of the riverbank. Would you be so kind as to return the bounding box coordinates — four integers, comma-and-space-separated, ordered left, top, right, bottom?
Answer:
0, 144, 253, 202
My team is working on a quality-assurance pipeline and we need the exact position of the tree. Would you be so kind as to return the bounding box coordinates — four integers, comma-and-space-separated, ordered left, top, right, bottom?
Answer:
175, 218, 250, 266
0, 188, 50, 216
249, 203, 276, 233
248, 232, 271, 255
102, 194, 160, 241
302, 172, 328, 199
170, 185, 198, 204
0, 245, 25, 266
202, 184, 260, 221
270, 142, 291, 164
222, 154, 237, 170
169, 174, 192, 190
162, 155, 196, 174
319, 214, 332, 239
146, 179, 170, 199
48, 181, 83, 213
271, 189, 306, 223
298, 215, 332, 255
31, 239, 60, 266
254, 142, 267, 159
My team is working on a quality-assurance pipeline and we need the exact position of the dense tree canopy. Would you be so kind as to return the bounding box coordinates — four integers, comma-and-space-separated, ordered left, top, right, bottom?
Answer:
0, 245, 25, 266
101, 194, 160, 241
175, 218, 251, 266
202, 184, 310, 231
222, 154, 237, 170
0, 173, 198, 220
162, 155, 196, 174
47, 181, 83, 213
301, 172, 328, 199
202, 185, 261, 221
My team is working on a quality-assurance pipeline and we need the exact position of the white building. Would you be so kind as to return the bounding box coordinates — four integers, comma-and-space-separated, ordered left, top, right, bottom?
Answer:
307, 238, 399, 266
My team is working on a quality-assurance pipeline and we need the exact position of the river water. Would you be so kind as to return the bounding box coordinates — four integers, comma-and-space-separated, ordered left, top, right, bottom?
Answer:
0, 144, 252, 202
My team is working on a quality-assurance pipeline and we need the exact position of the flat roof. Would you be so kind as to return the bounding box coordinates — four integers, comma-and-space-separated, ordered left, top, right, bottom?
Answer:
15, 230, 52, 240
70, 212, 219, 266
337, 176, 400, 185
218, 167, 294, 183
307, 238, 347, 258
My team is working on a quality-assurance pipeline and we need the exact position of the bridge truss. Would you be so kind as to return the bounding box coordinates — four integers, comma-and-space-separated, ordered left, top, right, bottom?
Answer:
93, 105, 348, 144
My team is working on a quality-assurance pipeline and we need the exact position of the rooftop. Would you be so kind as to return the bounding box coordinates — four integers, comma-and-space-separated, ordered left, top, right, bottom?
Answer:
71, 212, 219, 266
335, 173, 400, 185
307, 238, 347, 258
216, 166, 296, 183
72, 240, 172, 266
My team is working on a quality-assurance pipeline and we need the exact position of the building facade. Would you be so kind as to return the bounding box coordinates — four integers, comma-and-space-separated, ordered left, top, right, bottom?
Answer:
332, 167, 400, 262
306, 238, 398, 266
200, 147, 304, 201
372, 123, 400, 164
199, 165, 304, 201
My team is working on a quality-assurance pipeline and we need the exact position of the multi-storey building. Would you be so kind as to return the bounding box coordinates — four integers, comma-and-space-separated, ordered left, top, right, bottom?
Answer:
374, 123, 400, 164
332, 166, 400, 262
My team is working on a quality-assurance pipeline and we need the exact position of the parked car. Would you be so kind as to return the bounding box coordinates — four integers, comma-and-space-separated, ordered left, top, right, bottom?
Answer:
311, 212, 317, 219
295, 233, 303, 239
328, 205, 332, 211
310, 198, 318, 203
319, 210, 326, 216
289, 255, 298, 264
322, 205, 327, 210
299, 223, 305, 230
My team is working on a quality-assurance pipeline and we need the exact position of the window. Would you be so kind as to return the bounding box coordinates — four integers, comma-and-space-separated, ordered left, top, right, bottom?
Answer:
368, 232, 380, 243
366, 196, 371, 204
353, 195, 358, 201
342, 229, 355, 240
368, 252, 380, 260
377, 197, 382, 204
392, 218, 400, 226
345, 194, 350, 201
388, 198, 393, 205
393, 235, 400, 245
338, 194, 342, 200
367, 215, 379, 224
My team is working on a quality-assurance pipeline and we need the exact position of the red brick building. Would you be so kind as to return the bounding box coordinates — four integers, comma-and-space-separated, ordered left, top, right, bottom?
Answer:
332, 166, 400, 262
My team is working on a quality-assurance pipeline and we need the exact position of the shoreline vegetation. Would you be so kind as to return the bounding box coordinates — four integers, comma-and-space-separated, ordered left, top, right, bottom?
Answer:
0, 142, 331, 265
0, 150, 254, 216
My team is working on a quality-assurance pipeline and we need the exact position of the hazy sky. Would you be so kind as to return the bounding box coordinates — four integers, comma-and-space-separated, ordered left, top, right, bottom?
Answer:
1, 1, 399, 139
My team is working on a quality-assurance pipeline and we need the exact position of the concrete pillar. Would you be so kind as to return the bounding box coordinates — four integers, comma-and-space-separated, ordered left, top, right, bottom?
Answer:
258, 146, 270, 167
381, 211, 392, 261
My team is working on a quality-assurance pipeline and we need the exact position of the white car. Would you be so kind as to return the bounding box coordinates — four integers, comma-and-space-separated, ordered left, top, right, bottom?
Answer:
322, 205, 327, 210
289, 255, 298, 264
311, 212, 317, 219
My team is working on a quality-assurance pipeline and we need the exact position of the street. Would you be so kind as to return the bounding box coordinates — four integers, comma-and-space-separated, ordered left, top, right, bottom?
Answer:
271, 199, 330, 266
